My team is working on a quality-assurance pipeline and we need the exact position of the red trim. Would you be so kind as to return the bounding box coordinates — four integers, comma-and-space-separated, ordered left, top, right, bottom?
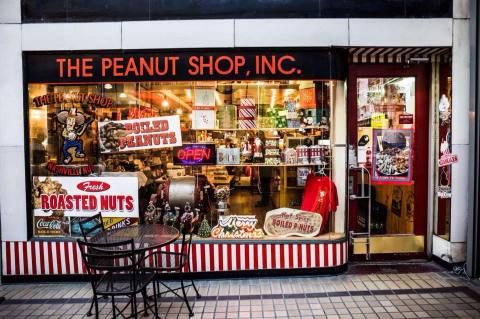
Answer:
219, 243, 224, 271
1, 240, 347, 276
13, 242, 19, 275
31, 242, 37, 275
39, 242, 45, 275
72, 242, 79, 274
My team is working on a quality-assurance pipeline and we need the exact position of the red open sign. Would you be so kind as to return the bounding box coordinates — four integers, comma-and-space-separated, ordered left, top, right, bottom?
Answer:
173, 143, 216, 165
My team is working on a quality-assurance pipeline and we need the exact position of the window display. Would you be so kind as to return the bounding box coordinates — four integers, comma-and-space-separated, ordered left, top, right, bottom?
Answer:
28, 79, 344, 241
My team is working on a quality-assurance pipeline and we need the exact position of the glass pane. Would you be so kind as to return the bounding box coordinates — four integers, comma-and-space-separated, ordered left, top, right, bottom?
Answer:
29, 80, 345, 241
356, 77, 415, 235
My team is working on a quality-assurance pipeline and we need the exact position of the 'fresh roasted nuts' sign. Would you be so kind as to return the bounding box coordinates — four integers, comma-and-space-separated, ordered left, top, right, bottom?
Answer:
263, 208, 322, 238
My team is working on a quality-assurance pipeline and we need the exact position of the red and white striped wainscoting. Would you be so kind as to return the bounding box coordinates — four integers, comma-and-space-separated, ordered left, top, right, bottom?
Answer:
1, 241, 347, 276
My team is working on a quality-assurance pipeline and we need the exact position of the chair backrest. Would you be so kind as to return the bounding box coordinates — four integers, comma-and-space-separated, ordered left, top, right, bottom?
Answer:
179, 218, 198, 266
77, 238, 137, 274
78, 213, 105, 241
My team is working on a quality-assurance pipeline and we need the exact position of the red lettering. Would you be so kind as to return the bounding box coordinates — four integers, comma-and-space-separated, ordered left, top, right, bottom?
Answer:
102, 58, 113, 76
188, 56, 199, 75
125, 196, 133, 211
82, 58, 93, 77
56, 58, 66, 78
41, 194, 49, 209
277, 55, 296, 75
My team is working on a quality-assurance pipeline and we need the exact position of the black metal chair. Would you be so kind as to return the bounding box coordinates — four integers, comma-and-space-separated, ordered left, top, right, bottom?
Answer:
77, 213, 108, 316
77, 238, 159, 319
145, 219, 201, 317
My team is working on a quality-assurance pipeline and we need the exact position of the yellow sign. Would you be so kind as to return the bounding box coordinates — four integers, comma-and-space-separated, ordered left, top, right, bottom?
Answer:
371, 112, 389, 129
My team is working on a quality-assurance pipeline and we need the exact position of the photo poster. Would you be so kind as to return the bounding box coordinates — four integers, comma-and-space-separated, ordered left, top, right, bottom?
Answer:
357, 127, 373, 165
192, 88, 216, 129
98, 115, 182, 153
372, 129, 413, 185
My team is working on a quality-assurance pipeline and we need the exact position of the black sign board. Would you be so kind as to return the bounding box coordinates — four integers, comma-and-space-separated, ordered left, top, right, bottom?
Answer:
25, 49, 347, 83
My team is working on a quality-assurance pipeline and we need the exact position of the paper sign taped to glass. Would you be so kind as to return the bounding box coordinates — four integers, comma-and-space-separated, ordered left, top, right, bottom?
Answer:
263, 208, 322, 238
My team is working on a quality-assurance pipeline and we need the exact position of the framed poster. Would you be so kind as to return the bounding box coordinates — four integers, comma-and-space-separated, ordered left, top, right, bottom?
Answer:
371, 129, 413, 184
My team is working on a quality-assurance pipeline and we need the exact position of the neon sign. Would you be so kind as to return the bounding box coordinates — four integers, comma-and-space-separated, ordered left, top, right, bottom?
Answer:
173, 143, 216, 165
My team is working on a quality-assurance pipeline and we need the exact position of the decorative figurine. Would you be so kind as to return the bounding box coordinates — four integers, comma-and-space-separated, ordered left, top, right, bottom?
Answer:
163, 202, 177, 226
145, 200, 156, 224
214, 186, 230, 215
197, 215, 212, 238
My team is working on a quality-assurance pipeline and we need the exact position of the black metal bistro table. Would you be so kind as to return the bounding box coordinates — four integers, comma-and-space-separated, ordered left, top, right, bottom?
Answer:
90, 224, 180, 251
87, 224, 179, 317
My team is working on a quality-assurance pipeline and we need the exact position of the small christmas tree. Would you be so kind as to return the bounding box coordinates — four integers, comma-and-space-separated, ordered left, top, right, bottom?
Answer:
197, 215, 211, 238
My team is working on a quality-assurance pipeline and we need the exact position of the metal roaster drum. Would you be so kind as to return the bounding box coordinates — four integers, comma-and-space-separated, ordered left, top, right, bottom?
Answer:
161, 175, 208, 209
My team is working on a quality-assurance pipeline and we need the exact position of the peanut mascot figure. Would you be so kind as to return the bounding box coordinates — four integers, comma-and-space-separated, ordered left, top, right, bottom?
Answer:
56, 108, 93, 164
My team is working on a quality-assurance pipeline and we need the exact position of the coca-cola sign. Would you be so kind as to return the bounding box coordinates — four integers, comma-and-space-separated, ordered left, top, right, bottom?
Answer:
36, 218, 61, 230
34, 216, 70, 236
77, 181, 110, 192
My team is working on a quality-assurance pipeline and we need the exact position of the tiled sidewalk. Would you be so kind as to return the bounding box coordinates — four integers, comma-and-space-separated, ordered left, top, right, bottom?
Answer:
0, 263, 479, 318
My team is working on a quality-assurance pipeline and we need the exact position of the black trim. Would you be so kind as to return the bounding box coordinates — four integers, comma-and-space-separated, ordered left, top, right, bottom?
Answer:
23, 52, 33, 241
24, 48, 348, 83
21, 0, 453, 23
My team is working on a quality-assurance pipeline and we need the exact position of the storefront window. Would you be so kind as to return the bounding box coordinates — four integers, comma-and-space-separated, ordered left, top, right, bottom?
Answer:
29, 80, 345, 241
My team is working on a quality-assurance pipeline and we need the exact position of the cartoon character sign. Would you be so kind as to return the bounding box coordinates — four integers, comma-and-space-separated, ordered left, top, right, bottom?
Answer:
56, 108, 93, 164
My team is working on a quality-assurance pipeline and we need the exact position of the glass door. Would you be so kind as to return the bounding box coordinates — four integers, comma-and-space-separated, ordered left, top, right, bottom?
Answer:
348, 65, 429, 259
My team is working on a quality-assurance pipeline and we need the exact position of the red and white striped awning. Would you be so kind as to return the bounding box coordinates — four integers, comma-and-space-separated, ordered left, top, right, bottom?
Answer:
349, 47, 451, 64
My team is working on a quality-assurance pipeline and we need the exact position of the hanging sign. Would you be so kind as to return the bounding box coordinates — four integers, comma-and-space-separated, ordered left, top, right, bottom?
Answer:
99, 115, 182, 153
211, 215, 264, 239
33, 176, 139, 218
173, 143, 216, 165
438, 139, 458, 167
263, 208, 322, 237
372, 129, 413, 184
437, 186, 452, 198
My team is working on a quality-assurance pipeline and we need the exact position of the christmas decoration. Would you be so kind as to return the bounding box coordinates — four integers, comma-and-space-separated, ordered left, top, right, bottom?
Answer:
197, 215, 212, 238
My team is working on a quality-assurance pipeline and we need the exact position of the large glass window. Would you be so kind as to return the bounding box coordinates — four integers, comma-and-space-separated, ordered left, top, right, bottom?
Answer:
29, 80, 344, 240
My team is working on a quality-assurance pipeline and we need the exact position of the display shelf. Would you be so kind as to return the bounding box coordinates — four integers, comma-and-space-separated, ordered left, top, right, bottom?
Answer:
205, 162, 330, 167
191, 126, 324, 132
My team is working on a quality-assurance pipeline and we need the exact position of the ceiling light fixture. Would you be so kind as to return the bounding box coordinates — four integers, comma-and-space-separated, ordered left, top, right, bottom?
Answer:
104, 83, 113, 89
119, 92, 127, 98
162, 98, 169, 107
